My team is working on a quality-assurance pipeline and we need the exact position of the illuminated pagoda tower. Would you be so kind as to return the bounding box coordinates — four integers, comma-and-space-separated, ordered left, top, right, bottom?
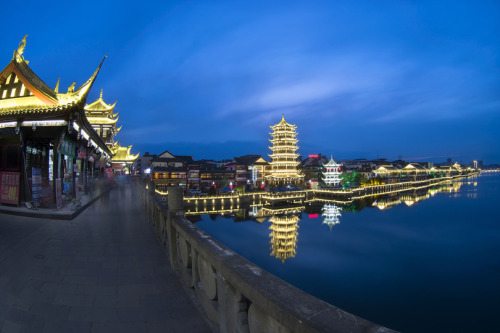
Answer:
267, 114, 303, 186
321, 204, 341, 231
269, 214, 299, 263
84, 89, 120, 148
322, 155, 342, 186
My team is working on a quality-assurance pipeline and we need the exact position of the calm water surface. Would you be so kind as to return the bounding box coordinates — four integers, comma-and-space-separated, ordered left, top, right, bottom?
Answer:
194, 174, 500, 332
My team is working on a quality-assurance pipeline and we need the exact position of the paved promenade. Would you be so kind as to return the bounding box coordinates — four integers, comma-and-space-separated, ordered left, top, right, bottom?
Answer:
0, 186, 214, 333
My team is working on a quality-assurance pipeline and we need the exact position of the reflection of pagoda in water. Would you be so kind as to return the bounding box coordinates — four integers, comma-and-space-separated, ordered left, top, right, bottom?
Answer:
269, 214, 299, 263
322, 204, 341, 231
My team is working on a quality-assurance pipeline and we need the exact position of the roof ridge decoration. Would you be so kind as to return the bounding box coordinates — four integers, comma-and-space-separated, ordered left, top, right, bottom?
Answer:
2, 36, 107, 110
54, 77, 60, 93
15, 35, 28, 61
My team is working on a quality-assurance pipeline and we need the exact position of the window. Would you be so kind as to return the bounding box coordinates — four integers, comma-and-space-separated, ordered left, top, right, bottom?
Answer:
10, 88, 16, 98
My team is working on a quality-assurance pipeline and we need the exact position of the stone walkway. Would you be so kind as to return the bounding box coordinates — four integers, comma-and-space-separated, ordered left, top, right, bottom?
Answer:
0, 186, 214, 333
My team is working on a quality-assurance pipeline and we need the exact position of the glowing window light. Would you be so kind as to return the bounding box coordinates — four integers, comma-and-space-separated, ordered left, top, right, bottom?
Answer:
21, 120, 67, 127
20, 84, 25, 96
2, 90, 7, 98
0, 122, 17, 128
10, 88, 16, 98
81, 129, 90, 140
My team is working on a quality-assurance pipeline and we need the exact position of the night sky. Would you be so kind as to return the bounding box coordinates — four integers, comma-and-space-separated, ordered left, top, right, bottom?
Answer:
2, 1, 499, 163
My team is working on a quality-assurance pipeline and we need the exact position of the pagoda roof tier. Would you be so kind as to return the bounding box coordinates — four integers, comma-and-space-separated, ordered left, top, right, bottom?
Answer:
270, 114, 297, 130
84, 89, 117, 112
269, 139, 298, 144
87, 116, 119, 125
111, 144, 139, 163
323, 156, 342, 167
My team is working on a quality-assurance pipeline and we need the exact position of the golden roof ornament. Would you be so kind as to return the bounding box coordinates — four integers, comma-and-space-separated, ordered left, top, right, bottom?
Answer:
13, 35, 29, 63
54, 77, 60, 93
67, 82, 75, 93
17, 35, 27, 56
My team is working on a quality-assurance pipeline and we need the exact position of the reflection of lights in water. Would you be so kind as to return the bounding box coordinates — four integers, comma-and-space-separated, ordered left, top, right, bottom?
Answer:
373, 197, 401, 210
269, 214, 299, 264
321, 204, 341, 231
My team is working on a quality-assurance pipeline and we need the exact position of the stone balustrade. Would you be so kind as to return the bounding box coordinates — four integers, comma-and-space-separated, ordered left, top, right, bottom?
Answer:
139, 183, 396, 333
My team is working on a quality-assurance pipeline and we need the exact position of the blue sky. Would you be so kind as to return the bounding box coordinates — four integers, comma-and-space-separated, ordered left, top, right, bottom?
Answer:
2, 0, 499, 163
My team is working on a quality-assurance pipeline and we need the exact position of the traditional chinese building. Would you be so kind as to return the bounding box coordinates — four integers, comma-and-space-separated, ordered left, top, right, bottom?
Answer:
322, 155, 343, 186
269, 214, 299, 263
266, 115, 303, 186
84, 90, 138, 173
0, 36, 112, 206
110, 142, 139, 174
84, 89, 119, 148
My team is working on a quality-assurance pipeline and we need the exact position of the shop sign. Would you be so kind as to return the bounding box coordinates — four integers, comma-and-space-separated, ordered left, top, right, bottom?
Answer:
56, 178, 63, 209
77, 144, 87, 159
63, 178, 72, 195
59, 136, 76, 158
32, 168, 42, 203
0, 172, 20, 204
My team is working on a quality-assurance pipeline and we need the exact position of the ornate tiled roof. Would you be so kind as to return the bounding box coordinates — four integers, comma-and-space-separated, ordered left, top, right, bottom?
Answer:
0, 36, 105, 118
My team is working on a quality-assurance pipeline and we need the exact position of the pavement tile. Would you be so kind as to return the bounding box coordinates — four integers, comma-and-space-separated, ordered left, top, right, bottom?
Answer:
1, 320, 22, 333
90, 321, 148, 333
28, 302, 71, 320
0, 187, 214, 333
67, 306, 116, 322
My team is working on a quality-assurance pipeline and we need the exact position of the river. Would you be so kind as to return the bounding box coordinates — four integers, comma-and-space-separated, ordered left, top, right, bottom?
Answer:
193, 174, 500, 332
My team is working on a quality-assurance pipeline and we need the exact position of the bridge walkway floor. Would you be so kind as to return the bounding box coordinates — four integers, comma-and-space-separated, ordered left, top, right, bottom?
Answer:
0, 185, 214, 333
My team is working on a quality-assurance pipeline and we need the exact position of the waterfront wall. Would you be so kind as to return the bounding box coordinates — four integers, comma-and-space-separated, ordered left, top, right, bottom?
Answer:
140, 184, 396, 333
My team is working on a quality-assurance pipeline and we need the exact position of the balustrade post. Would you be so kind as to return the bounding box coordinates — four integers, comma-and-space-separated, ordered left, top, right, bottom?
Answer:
167, 186, 184, 269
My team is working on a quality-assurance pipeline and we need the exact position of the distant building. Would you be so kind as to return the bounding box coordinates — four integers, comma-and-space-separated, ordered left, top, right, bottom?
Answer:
135, 152, 156, 176
301, 154, 328, 185
150, 151, 187, 191
227, 155, 269, 188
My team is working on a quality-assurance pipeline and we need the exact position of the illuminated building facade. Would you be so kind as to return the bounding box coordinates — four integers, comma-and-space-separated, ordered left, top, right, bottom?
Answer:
322, 156, 342, 186
269, 214, 299, 263
84, 90, 138, 172
110, 143, 139, 174
84, 89, 120, 148
267, 115, 303, 186
0, 36, 112, 206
